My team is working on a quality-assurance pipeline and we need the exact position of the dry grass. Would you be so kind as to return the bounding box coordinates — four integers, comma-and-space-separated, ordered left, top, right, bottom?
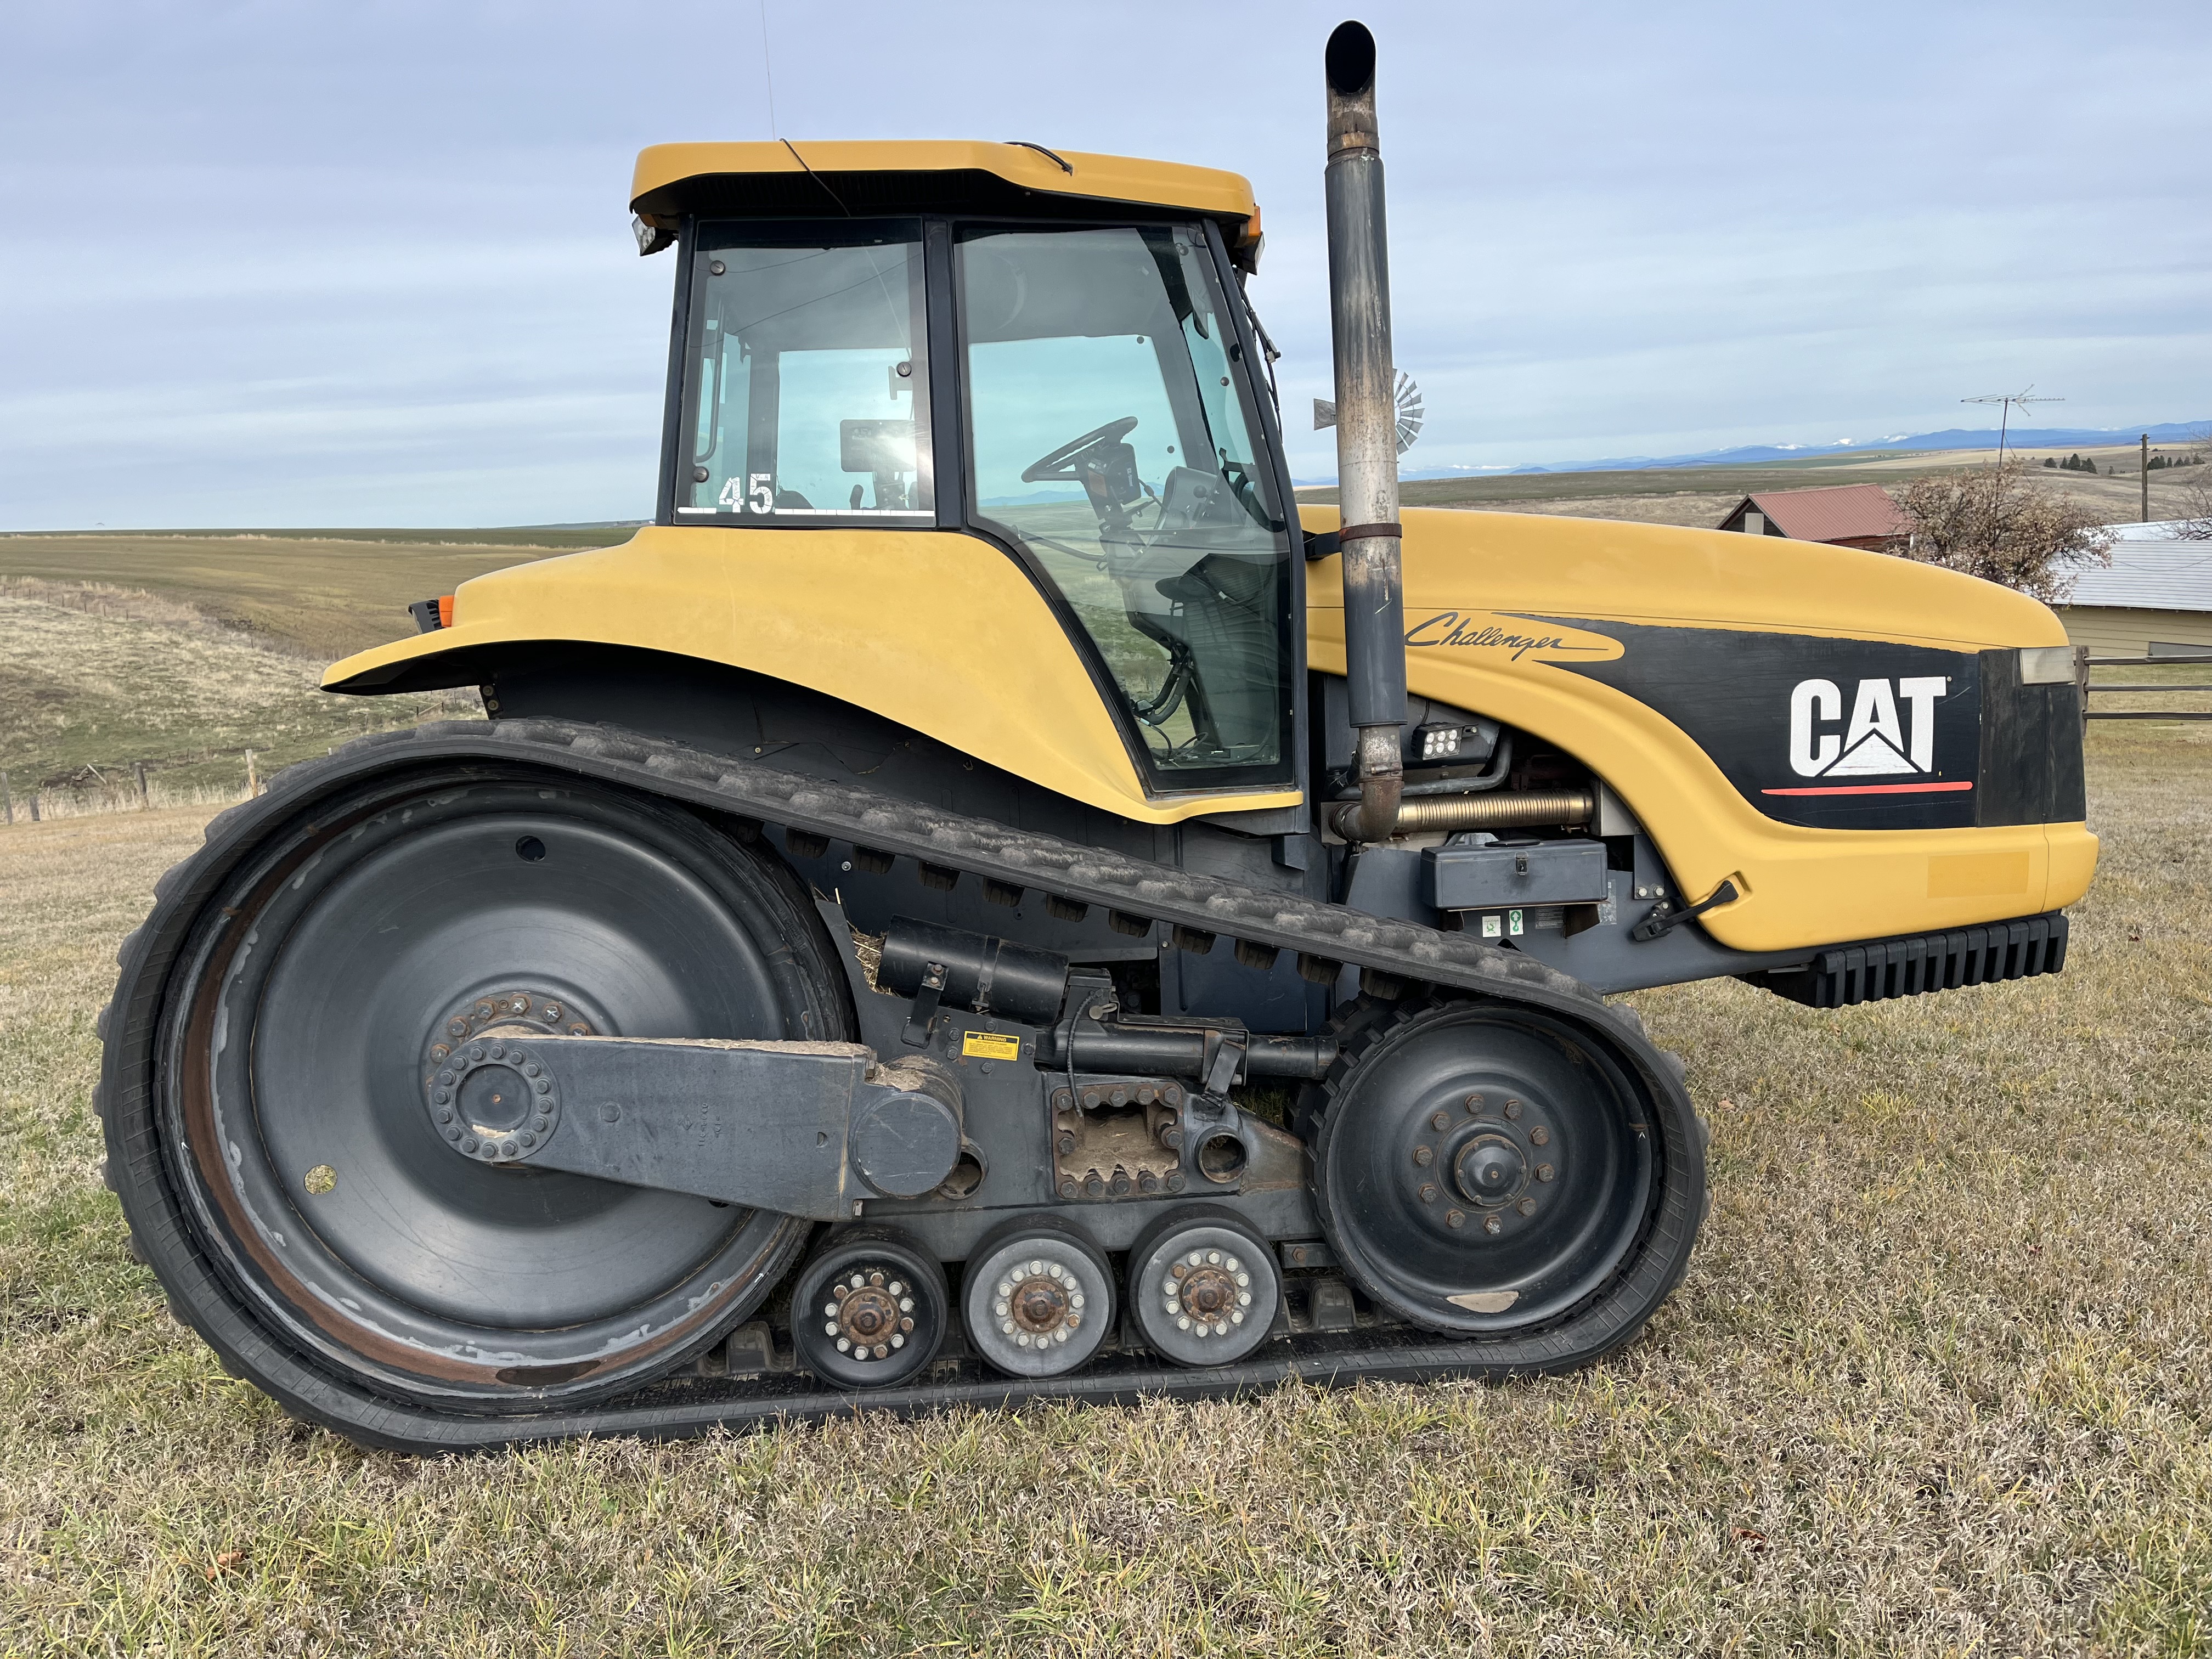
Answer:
0, 532, 595, 661
1, 717, 2207, 1655
0, 579, 477, 802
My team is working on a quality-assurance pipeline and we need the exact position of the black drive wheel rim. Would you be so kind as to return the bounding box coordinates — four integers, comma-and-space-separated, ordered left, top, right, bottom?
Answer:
1126, 1205, 1280, 1367
960, 1215, 1114, 1379
1315, 1002, 1658, 1336
161, 770, 845, 1411
790, 1227, 948, 1390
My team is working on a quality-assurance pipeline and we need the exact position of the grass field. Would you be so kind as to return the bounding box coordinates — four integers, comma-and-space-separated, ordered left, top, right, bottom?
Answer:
0, 578, 478, 805
1, 532, 2208, 1652
3, 712, 2210, 1651
0, 528, 611, 663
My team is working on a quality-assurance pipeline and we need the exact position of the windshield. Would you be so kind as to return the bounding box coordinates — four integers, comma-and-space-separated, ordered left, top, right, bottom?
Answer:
960, 224, 1292, 783
679, 226, 931, 521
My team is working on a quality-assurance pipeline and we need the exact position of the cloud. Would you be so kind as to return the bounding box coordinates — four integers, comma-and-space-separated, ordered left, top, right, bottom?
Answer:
1, 0, 2206, 527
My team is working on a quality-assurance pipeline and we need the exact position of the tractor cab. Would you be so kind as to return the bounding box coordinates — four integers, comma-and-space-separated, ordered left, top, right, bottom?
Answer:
638, 142, 1301, 793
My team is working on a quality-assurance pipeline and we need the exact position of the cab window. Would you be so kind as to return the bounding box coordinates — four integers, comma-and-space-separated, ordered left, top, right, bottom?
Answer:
680, 227, 932, 521
958, 224, 1292, 786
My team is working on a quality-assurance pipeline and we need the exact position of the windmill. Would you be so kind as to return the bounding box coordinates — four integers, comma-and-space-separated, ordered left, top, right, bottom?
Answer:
1961, 386, 2061, 469
1314, 371, 1424, 455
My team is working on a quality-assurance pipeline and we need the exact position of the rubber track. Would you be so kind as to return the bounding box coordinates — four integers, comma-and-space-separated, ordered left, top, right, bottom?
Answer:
100, 718, 1705, 1450
379, 719, 1643, 1028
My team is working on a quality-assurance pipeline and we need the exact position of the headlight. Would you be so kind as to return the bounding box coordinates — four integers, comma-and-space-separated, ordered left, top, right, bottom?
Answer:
2018, 646, 2075, 685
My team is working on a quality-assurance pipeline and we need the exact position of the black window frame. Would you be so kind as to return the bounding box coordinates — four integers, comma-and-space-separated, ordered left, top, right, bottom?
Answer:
656, 211, 1306, 805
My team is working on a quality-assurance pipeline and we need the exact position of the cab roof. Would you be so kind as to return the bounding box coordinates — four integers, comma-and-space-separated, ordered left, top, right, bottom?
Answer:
630, 140, 1261, 261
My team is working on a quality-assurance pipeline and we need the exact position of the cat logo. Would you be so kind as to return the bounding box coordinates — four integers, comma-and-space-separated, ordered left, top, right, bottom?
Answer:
1770, 676, 1973, 798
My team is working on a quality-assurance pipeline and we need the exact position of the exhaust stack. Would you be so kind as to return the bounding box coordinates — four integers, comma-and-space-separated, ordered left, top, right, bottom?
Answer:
1323, 20, 1407, 843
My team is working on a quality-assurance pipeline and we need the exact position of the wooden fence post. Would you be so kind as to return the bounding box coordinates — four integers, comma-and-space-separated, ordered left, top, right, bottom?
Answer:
2, 770, 11, 826
27, 791, 39, 823
246, 749, 258, 797
136, 761, 150, 810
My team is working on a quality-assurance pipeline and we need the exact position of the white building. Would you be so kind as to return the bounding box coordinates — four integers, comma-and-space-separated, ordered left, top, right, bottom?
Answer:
2053, 521, 2212, 657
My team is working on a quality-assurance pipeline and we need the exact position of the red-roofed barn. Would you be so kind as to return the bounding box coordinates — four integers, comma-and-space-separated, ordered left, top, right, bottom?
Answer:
1717, 484, 1910, 550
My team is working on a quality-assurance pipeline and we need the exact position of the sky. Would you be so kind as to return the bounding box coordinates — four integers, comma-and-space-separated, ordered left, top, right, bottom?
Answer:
2, 0, 2207, 530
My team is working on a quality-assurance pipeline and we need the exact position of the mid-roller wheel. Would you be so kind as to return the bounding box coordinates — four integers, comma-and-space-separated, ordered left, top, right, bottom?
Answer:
1311, 997, 1702, 1353
1125, 1205, 1281, 1366
791, 1226, 949, 1389
961, 1215, 1114, 1378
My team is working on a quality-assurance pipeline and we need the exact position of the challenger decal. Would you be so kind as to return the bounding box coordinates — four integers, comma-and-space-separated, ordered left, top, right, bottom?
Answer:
1404, 611, 1623, 664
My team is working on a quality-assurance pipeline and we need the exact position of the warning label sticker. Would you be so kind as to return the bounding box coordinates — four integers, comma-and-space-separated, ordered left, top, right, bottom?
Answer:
961, 1030, 1020, 1061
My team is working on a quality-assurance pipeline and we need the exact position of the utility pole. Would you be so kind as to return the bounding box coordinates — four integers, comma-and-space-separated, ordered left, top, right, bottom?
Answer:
2142, 433, 2150, 523
1962, 387, 2062, 469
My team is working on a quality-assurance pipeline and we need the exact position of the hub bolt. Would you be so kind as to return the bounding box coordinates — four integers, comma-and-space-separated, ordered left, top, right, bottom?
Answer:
1420, 1184, 1438, 1204
1484, 1215, 1503, 1234
1464, 1093, 1485, 1113
1413, 1145, 1433, 1167
1504, 1098, 1523, 1119
1430, 1111, 1450, 1131
447, 1019, 469, 1039
1446, 1209, 1466, 1229
1517, 1197, 1536, 1216
1537, 1164, 1555, 1183
1531, 1125, 1551, 1147
431, 1044, 451, 1063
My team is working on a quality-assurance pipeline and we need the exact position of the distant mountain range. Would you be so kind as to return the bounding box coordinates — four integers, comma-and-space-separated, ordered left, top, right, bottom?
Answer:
1294, 420, 2208, 485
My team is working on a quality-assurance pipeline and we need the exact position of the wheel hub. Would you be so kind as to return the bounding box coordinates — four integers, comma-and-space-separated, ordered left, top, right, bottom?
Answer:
420, 989, 594, 1165
1163, 1248, 1252, 1339
1404, 1092, 1560, 1236
825, 1269, 916, 1362
1453, 1134, 1527, 1208
994, 1258, 1087, 1350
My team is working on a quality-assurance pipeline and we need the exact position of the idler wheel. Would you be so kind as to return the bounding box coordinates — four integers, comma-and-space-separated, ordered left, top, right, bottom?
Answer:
789, 1226, 947, 1390
1125, 1205, 1280, 1367
1311, 998, 1700, 1341
960, 1215, 1114, 1379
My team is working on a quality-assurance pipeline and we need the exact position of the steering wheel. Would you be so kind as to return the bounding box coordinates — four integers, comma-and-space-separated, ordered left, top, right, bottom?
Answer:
1021, 416, 1139, 483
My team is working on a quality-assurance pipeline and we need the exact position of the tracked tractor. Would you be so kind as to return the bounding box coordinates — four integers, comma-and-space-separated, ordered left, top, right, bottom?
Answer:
98, 25, 2092, 1451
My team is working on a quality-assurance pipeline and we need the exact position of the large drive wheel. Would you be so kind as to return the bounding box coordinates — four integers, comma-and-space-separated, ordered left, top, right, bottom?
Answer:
105, 763, 850, 1431
1309, 997, 1701, 1358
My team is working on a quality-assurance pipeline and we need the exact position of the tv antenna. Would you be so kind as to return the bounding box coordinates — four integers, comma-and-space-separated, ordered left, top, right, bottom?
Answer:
1961, 386, 2061, 469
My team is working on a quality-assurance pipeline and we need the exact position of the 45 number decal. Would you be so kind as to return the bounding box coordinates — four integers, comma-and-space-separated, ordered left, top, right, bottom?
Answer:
716, 473, 776, 514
